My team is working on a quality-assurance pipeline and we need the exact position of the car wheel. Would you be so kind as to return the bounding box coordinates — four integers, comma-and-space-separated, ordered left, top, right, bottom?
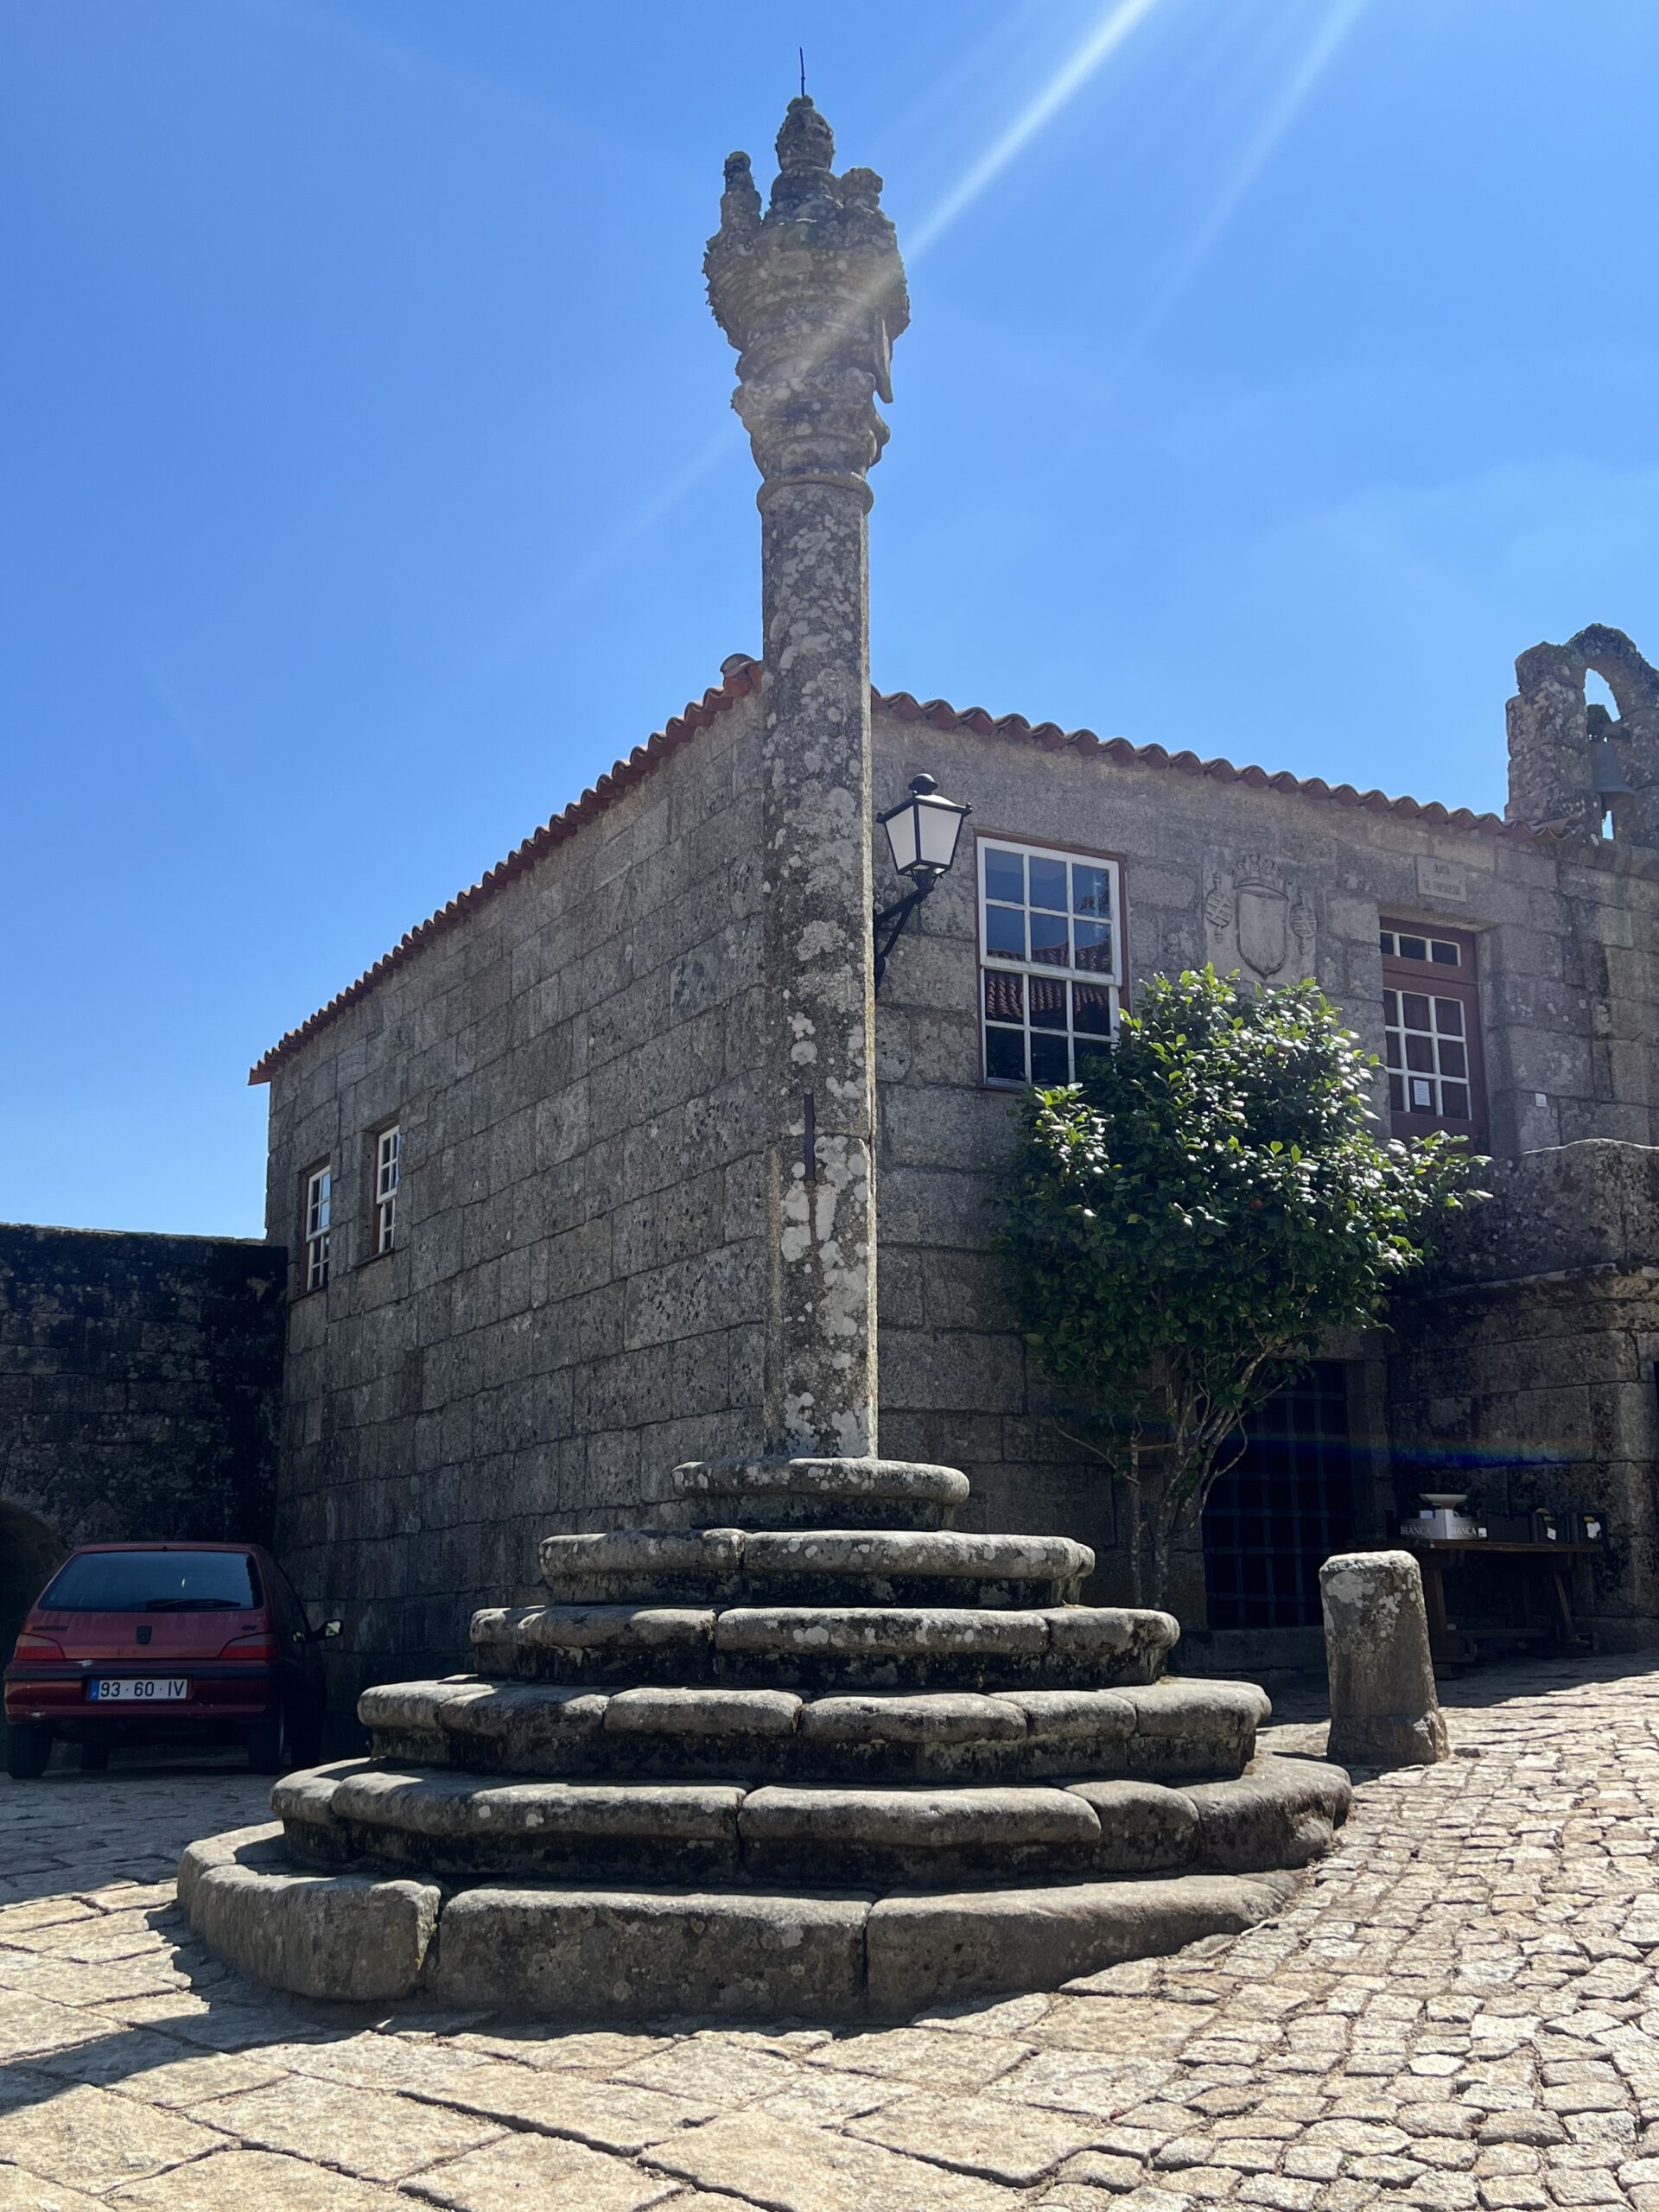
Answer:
79, 1742, 110, 1773
247, 1707, 290, 1776
5, 1726, 53, 1781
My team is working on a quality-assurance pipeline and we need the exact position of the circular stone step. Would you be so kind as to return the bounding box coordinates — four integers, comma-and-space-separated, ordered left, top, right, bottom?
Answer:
271, 1751, 1346, 1891
536, 1528, 1093, 1609
358, 1674, 1268, 1785
180, 1820, 1309, 2017
668, 1456, 970, 1531
181, 1450, 1342, 2019
472, 1601, 1178, 1691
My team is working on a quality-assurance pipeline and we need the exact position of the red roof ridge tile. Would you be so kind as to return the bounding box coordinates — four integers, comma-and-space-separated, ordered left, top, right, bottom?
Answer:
249, 658, 1558, 1084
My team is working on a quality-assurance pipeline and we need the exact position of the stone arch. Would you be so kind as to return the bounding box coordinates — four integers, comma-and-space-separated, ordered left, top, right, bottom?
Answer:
1506, 624, 1659, 837
0, 1502, 67, 1738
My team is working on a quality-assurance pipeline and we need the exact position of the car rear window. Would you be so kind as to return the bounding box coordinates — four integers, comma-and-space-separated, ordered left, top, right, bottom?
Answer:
41, 1551, 262, 1612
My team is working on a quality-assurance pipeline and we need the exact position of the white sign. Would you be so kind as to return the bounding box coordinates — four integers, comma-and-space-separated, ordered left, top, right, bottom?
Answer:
1415, 855, 1467, 903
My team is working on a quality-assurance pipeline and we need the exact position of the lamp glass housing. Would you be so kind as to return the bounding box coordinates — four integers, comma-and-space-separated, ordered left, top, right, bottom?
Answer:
880, 775, 970, 882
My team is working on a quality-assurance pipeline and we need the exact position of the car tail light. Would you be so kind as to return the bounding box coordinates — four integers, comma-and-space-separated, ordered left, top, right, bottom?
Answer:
11, 1630, 64, 1657
219, 1631, 278, 1662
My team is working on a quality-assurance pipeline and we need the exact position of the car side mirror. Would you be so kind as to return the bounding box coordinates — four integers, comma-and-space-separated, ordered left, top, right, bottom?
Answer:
321, 1618, 343, 1641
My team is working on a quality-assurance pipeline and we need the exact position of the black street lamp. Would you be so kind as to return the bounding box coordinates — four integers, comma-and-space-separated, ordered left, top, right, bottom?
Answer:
873, 774, 972, 991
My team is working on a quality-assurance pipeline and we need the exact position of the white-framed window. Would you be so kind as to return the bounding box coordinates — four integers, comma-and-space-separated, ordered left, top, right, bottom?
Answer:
302, 1166, 332, 1292
978, 836, 1122, 1086
373, 1125, 400, 1255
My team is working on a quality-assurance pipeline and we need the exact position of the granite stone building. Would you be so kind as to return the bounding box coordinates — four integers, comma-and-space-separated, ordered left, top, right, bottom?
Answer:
237, 101, 1659, 1709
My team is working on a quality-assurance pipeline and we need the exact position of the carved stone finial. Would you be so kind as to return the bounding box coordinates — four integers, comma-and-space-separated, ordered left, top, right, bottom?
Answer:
705, 99, 910, 486
776, 93, 835, 178
720, 152, 761, 232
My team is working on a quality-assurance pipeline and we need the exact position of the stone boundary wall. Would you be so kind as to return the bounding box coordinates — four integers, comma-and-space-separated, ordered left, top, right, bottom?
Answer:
1388, 1268, 1659, 1648
0, 1219, 287, 1652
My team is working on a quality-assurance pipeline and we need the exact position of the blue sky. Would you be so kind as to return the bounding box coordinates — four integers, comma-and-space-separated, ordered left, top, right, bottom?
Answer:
4, 0, 1655, 1238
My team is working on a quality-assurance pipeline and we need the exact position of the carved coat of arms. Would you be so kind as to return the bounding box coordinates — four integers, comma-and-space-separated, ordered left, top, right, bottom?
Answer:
1233, 857, 1289, 977
1205, 855, 1317, 981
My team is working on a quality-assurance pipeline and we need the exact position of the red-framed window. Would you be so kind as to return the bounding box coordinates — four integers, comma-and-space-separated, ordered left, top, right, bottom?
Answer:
1380, 921, 1485, 1143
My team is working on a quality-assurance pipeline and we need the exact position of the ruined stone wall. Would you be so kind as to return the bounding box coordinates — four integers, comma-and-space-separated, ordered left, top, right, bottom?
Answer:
870, 709, 1659, 1616
0, 1222, 286, 1554
264, 691, 770, 1712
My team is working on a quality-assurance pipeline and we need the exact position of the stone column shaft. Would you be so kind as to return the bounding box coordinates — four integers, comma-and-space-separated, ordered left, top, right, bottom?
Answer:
759, 477, 878, 1455
707, 97, 909, 1458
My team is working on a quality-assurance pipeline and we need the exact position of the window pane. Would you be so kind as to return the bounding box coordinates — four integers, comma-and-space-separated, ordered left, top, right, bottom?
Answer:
1072, 864, 1109, 918
1029, 978, 1068, 1030
1439, 1039, 1467, 1077
1378, 931, 1395, 956
1398, 934, 1428, 962
1431, 939, 1460, 965
985, 906, 1025, 959
1442, 1082, 1471, 1118
1028, 855, 1068, 912
43, 1549, 258, 1611
1383, 989, 1398, 1023
1402, 992, 1431, 1030
984, 970, 1024, 1022
1029, 910, 1069, 965
1388, 1071, 1405, 1112
984, 848, 1023, 903
1072, 920, 1113, 974
1072, 982, 1114, 1036
1384, 1033, 1402, 1068
1405, 1034, 1434, 1073
1075, 1038, 1112, 1080
1030, 1032, 1068, 1084
1434, 998, 1464, 1036
985, 1027, 1026, 1083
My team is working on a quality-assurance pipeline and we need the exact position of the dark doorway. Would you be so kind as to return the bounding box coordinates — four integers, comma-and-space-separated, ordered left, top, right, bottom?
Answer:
1201, 1363, 1355, 1628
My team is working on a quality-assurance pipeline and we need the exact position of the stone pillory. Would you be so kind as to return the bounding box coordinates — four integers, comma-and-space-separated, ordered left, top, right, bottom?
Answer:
180, 99, 1353, 2018
706, 97, 910, 1460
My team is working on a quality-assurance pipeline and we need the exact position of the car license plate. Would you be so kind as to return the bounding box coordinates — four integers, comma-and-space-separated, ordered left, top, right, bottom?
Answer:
87, 1678, 189, 1701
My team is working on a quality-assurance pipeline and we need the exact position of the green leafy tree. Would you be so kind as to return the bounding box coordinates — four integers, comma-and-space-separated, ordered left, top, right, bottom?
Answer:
996, 967, 1483, 1609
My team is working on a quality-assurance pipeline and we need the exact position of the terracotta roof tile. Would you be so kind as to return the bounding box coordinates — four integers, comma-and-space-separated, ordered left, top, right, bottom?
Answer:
250, 659, 1559, 1083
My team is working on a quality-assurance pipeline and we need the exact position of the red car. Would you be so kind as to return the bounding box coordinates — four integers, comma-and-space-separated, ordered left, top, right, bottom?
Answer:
3, 1542, 339, 1780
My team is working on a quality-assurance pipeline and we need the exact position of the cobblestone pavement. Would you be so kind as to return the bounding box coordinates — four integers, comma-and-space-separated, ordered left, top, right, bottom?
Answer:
3, 1653, 1658, 2211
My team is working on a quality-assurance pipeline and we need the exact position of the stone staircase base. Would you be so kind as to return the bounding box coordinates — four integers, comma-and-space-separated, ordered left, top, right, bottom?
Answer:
179, 1821, 1305, 2018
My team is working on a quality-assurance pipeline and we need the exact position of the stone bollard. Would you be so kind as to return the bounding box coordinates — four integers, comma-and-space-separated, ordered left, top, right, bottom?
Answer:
1319, 1549, 1449, 1769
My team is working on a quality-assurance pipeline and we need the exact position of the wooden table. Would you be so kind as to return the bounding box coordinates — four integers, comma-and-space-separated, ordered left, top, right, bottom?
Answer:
1401, 1538, 1603, 1669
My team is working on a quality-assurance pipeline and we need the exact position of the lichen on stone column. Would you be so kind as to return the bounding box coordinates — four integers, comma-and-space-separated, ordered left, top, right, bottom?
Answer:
707, 99, 909, 1457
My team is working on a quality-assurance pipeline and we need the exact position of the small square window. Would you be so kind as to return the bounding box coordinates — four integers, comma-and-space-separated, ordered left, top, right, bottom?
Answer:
302, 1166, 331, 1292
984, 848, 1024, 903
1029, 911, 1069, 965
1072, 865, 1110, 918
1072, 982, 1114, 1036
985, 1027, 1026, 1083
373, 1126, 401, 1255
1030, 1032, 1069, 1084
985, 906, 1026, 960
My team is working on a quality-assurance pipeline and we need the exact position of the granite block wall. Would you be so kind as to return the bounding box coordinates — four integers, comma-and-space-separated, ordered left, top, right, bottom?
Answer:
264, 690, 772, 1711
0, 1224, 286, 1688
